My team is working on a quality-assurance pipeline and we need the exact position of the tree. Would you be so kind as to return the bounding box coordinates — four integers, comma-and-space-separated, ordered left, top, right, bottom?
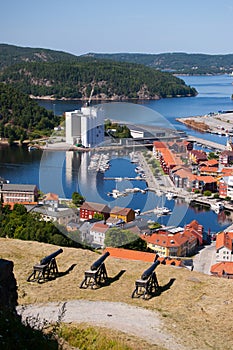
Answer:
203, 190, 212, 196
104, 227, 147, 251
72, 192, 85, 207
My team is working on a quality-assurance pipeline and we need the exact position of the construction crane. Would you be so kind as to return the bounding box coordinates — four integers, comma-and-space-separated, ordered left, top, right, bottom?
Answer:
86, 81, 95, 106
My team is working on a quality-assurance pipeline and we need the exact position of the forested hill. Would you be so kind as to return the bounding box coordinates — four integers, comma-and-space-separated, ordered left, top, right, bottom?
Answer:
83, 52, 233, 75
0, 83, 60, 142
0, 59, 197, 100
0, 43, 77, 69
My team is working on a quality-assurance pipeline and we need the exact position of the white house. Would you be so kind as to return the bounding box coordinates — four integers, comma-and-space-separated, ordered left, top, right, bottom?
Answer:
216, 231, 233, 262
89, 222, 109, 248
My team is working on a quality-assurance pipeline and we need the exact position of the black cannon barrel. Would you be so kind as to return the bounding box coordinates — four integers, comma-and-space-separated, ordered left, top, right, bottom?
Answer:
40, 248, 63, 265
141, 260, 160, 280
91, 251, 110, 271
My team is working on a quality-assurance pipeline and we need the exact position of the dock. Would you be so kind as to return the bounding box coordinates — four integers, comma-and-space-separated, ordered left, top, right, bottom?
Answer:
187, 136, 227, 151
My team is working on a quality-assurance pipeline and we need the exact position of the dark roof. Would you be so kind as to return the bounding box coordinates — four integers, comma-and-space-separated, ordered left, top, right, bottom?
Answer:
0, 184, 37, 192
81, 201, 110, 213
111, 206, 134, 216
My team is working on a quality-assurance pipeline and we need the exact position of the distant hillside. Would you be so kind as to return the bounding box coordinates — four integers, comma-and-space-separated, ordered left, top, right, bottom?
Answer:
83, 52, 233, 75
0, 59, 197, 100
0, 83, 60, 142
0, 43, 78, 69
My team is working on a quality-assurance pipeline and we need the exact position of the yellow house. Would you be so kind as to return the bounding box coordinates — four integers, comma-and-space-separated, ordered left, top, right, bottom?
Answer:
110, 206, 135, 223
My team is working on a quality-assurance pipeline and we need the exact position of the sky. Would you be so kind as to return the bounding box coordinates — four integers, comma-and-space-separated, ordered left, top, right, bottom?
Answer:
1, 0, 233, 56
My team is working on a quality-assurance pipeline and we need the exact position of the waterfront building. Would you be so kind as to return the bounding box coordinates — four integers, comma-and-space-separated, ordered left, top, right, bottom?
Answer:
79, 201, 110, 221
65, 105, 104, 148
219, 150, 233, 166
110, 206, 135, 223
41, 192, 59, 209
188, 150, 207, 164
0, 184, 38, 206
184, 220, 204, 245
219, 176, 233, 199
215, 231, 233, 262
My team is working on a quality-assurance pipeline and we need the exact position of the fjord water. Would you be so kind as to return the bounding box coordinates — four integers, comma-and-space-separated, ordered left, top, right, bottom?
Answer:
1, 75, 233, 233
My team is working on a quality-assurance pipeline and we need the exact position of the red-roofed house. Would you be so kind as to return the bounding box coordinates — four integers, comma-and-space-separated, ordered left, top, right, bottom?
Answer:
215, 231, 233, 262
140, 231, 197, 257
210, 262, 233, 278
184, 220, 203, 245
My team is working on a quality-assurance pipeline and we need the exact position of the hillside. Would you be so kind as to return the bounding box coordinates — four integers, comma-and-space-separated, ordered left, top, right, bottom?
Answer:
0, 43, 78, 69
84, 52, 233, 75
0, 83, 60, 141
0, 59, 196, 100
1, 237, 233, 350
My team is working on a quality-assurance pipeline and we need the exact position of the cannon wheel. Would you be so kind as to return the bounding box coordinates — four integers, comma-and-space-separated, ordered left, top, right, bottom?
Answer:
131, 288, 140, 298
79, 278, 88, 289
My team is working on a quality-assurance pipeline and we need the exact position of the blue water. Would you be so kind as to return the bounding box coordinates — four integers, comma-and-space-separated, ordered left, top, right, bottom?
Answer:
2, 75, 233, 233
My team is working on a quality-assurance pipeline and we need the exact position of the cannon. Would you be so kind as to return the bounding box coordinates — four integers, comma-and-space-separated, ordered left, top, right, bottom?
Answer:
132, 255, 160, 299
80, 251, 110, 289
27, 248, 63, 283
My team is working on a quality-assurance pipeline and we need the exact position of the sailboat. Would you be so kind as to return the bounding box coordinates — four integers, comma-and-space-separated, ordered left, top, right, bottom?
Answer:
154, 195, 171, 216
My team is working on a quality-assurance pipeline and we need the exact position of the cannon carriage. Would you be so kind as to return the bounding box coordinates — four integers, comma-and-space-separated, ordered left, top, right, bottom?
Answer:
131, 255, 160, 299
27, 248, 63, 283
80, 251, 110, 289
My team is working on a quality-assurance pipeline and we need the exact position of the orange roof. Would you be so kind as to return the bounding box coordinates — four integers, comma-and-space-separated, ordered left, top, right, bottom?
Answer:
221, 168, 233, 176
141, 232, 188, 247
199, 166, 219, 173
216, 231, 233, 251
210, 262, 233, 276
43, 192, 59, 201
160, 148, 182, 167
104, 247, 183, 266
153, 141, 167, 149
196, 175, 217, 183
174, 168, 196, 181
4, 202, 38, 209
201, 159, 218, 166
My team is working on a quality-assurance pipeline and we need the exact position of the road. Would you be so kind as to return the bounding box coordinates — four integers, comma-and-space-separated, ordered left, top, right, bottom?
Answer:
193, 242, 216, 275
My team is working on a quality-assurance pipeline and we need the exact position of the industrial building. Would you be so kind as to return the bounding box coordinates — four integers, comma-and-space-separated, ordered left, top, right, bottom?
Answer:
65, 105, 104, 148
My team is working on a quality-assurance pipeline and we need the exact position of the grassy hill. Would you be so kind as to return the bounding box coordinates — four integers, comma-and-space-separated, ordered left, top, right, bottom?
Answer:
1, 238, 233, 350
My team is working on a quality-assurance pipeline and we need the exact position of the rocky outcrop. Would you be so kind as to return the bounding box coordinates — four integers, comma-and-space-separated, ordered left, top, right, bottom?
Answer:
0, 259, 18, 311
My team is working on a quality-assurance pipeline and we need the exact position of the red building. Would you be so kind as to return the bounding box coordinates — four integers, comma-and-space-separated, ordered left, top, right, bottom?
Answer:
80, 201, 110, 221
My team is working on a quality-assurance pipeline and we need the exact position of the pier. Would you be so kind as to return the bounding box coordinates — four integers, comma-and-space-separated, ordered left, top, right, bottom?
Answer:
187, 136, 227, 151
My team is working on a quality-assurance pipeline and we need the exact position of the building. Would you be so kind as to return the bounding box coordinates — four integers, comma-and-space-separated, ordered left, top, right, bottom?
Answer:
219, 176, 233, 199
219, 151, 233, 166
79, 201, 110, 221
41, 192, 59, 209
65, 105, 104, 148
210, 262, 233, 278
141, 230, 197, 257
0, 184, 38, 206
184, 220, 204, 245
89, 222, 109, 248
110, 206, 135, 223
32, 206, 78, 226
215, 231, 233, 262
188, 150, 207, 164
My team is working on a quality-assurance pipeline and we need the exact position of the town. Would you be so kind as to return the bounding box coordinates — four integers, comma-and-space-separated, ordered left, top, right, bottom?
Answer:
2, 104, 233, 280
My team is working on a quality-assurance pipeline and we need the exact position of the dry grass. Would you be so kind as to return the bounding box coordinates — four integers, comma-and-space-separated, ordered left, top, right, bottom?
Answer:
1, 238, 233, 350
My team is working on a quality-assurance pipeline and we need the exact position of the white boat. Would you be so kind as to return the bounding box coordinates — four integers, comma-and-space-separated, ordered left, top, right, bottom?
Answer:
166, 192, 176, 200
154, 206, 171, 215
